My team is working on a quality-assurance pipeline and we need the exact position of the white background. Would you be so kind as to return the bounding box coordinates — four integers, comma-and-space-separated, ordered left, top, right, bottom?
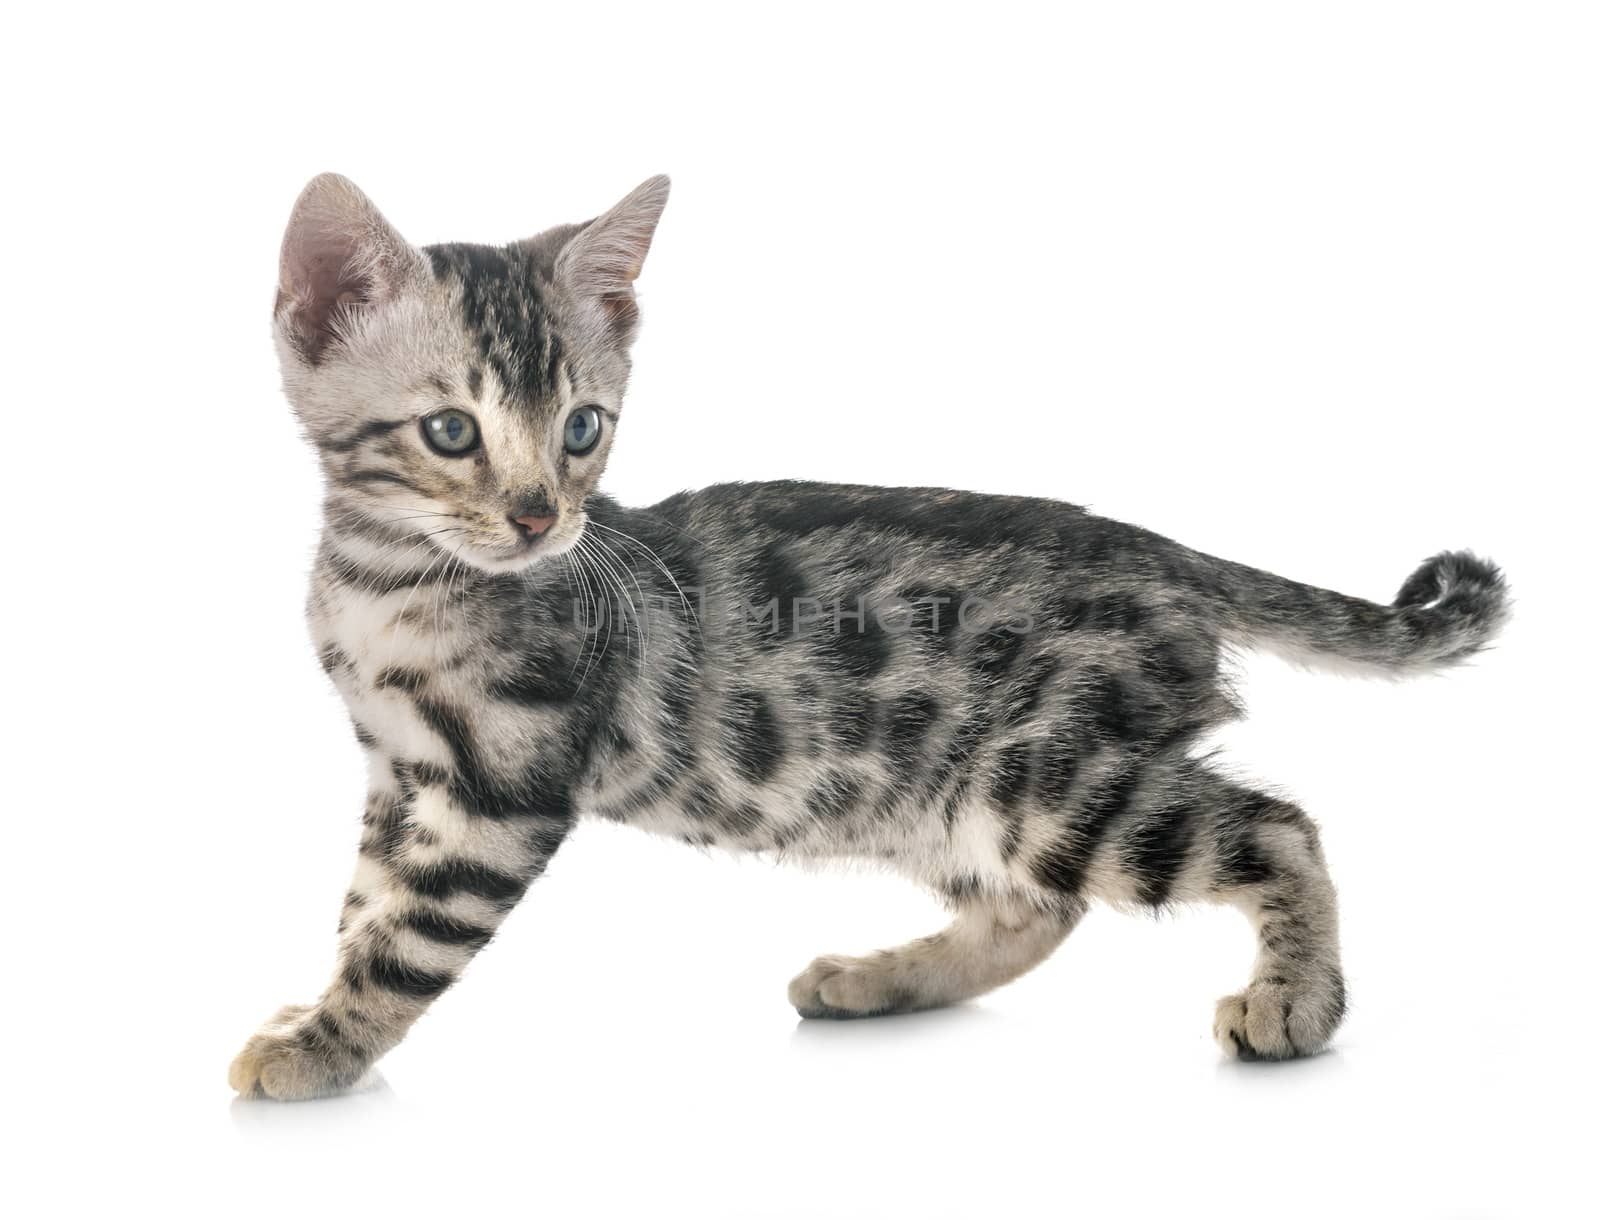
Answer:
6, 3, 1596, 1216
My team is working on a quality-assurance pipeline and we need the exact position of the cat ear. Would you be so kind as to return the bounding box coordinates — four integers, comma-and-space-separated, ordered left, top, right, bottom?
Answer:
276, 173, 421, 363
554, 174, 670, 341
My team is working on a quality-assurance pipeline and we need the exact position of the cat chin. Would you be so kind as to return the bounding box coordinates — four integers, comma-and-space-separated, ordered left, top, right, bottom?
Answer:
458, 530, 580, 575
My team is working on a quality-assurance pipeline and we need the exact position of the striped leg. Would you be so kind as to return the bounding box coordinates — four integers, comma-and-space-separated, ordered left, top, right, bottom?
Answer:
229, 782, 572, 1100
1203, 778, 1345, 1060
1110, 759, 1346, 1060
1025, 752, 1345, 1060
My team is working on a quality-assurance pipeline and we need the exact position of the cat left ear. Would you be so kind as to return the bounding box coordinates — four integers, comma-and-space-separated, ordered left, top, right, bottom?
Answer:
555, 174, 670, 341
276, 173, 422, 364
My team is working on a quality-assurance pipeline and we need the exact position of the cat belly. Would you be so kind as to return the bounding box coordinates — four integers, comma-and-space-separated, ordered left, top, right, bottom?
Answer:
582, 758, 1021, 900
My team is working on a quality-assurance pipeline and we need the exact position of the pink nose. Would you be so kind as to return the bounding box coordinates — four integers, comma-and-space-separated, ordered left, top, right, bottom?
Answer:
512, 513, 557, 538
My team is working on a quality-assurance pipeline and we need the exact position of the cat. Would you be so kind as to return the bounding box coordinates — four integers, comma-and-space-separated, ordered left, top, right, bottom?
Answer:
230, 173, 1508, 1099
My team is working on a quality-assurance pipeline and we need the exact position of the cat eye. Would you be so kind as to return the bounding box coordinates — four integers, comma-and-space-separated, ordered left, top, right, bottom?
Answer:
564, 405, 603, 455
421, 409, 480, 456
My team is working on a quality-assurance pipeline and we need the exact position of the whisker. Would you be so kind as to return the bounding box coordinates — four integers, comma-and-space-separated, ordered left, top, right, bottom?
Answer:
377, 536, 460, 674
583, 532, 648, 669
589, 520, 701, 634
568, 539, 609, 691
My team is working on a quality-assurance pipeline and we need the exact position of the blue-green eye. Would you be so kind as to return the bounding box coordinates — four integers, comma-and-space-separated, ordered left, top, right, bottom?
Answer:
564, 406, 603, 455
422, 409, 479, 456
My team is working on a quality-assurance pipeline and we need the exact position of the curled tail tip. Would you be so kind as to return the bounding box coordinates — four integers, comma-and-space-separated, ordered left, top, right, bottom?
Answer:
1394, 549, 1511, 662
1394, 549, 1508, 610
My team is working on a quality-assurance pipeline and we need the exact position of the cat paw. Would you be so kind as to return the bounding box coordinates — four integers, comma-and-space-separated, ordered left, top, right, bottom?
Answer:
1214, 977, 1344, 1061
228, 1004, 365, 1100
788, 954, 918, 1018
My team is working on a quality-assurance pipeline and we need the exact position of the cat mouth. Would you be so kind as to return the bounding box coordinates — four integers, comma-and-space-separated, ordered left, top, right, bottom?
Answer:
460, 525, 579, 573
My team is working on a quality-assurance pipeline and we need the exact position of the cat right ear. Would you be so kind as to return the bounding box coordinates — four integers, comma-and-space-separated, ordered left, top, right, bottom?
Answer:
276, 173, 420, 364
554, 175, 671, 344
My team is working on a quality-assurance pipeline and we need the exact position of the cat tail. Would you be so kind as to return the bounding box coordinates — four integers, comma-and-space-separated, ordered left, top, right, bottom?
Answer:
1205, 549, 1510, 676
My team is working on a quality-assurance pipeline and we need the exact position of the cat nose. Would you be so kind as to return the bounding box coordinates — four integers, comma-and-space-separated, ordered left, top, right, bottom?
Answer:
511, 512, 558, 538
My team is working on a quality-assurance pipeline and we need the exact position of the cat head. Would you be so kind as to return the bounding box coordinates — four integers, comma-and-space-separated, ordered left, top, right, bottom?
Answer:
275, 173, 669, 573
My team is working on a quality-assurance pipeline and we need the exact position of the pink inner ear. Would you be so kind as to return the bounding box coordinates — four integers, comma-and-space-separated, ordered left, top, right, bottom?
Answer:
281, 222, 372, 359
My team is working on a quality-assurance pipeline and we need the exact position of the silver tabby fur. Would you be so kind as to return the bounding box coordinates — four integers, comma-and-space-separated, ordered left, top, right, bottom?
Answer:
230, 174, 1509, 1099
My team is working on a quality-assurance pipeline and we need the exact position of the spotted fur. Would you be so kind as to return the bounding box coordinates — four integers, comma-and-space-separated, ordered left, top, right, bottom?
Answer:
229, 173, 1510, 1099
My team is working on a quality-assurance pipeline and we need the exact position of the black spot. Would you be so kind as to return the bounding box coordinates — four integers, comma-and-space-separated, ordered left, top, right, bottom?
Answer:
1214, 811, 1276, 889
899, 588, 964, 639
883, 692, 939, 767
747, 543, 807, 638
1122, 799, 1199, 907
806, 772, 864, 820
725, 689, 785, 783
1033, 739, 1079, 807
1046, 596, 1088, 631
832, 615, 892, 679
1090, 594, 1146, 632
988, 742, 1033, 810
1072, 671, 1142, 742
1139, 637, 1208, 688
1032, 766, 1142, 895
970, 628, 1026, 677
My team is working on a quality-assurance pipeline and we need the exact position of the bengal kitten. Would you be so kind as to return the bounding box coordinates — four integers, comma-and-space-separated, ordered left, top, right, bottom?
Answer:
230, 174, 1507, 1099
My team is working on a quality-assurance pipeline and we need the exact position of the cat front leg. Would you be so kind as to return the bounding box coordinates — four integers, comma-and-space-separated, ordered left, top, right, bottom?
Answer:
229, 780, 573, 1100
788, 891, 1085, 1018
